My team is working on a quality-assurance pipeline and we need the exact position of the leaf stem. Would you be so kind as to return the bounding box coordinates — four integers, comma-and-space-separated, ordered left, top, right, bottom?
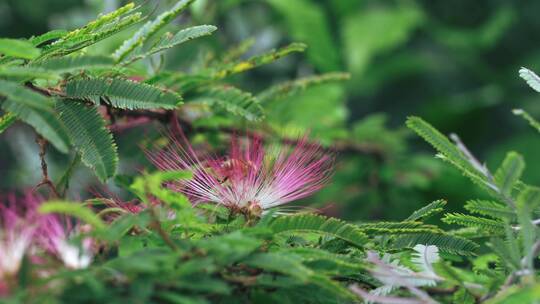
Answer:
149, 205, 178, 251
35, 135, 60, 198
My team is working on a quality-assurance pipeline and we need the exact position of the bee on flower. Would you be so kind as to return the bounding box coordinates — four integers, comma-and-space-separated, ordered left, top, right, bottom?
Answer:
148, 131, 334, 219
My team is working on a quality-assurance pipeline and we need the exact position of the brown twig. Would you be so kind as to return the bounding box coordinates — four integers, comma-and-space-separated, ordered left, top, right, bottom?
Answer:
35, 135, 60, 199
23, 79, 386, 159
25, 82, 65, 97
108, 109, 387, 158
108, 116, 153, 132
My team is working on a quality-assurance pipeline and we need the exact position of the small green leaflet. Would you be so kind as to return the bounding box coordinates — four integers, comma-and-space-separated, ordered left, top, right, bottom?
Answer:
124, 25, 217, 64
493, 151, 524, 197
213, 42, 307, 78
198, 86, 264, 121
257, 72, 350, 103
0, 38, 40, 59
464, 199, 515, 220
268, 214, 368, 247
407, 116, 492, 193
513, 108, 540, 134
519, 67, 540, 92
405, 200, 446, 221
56, 100, 118, 181
40, 3, 141, 58
39, 200, 106, 231
29, 29, 68, 46
65, 78, 182, 110
392, 233, 479, 255
244, 252, 313, 282
113, 0, 197, 61
30, 55, 115, 73
0, 80, 70, 152
0, 112, 16, 134
0, 66, 60, 81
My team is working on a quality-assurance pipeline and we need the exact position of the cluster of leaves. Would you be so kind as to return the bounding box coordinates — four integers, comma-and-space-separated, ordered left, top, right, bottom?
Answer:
6, 167, 482, 303
0, 0, 446, 223
391, 67, 540, 303
198, 0, 540, 221
0, 0, 342, 185
0, 1, 443, 302
4, 0, 540, 303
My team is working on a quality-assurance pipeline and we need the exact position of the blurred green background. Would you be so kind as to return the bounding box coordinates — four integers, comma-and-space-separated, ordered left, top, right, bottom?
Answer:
1, 0, 540, 221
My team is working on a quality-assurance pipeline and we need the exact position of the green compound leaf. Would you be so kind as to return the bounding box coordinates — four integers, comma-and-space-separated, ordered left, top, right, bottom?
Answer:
407, 116, 475, 173
0, 80, 70, 152
125, 25, 217, 64
464, 200, 515, 220
114, 0, 196, 62
513, 108, 540, 134
213, 43, 307, 78
29, 29, 68, 46
406, 199, 447, 221
257, 72, 350, 104
56, 100, 118, 181
493, 151, 524, 197
519, 67, 540, 92
0, 38, 40, 59
407, 116, 493, 192
197, 85, 264, 121
392, 233, 479, 256
41, 3, 141, 58
65, 78, 182, 110
443, 213, 505, 234
268, 214, 368, 248
0, 66, 60, 81
244, 252, 314, 282
30, 55, 115, 73
357, 221, 442, 235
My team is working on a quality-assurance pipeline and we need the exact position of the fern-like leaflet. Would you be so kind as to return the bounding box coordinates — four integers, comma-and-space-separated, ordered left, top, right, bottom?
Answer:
56, 101, 118, 182
65, 78, 182, 110
267, 214, 368, 248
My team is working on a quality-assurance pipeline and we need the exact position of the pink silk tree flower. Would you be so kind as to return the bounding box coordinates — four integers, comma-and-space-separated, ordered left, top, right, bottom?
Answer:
148, 132, 334, 216
0, 193, 42, 282
36, 214, 93, 269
